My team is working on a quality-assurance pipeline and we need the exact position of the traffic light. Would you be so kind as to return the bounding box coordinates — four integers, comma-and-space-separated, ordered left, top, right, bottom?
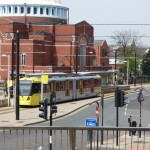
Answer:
120, 90, 128, 107
115, 88, 128, 107
39, 98, 48, 120
115, 87, 121, 107
50, 92, 57, 114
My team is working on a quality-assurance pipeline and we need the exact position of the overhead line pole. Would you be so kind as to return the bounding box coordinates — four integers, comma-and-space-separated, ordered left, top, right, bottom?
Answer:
16, 30, 20, 120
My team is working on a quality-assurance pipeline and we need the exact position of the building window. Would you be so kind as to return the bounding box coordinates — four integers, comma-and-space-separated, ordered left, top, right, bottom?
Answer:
46, 8, 49, 15
2, 7, 5, 14
57, 8, 60, 16
102, 49, 107, 57
15, 7, 17, 14
27, 7, 30, 14
8, 7, 11, 13
21, 53, 26, 66
34, 7, 37, 14
40, 8, 43, 14
52, 8, 55, 15
21, 7, 24, 14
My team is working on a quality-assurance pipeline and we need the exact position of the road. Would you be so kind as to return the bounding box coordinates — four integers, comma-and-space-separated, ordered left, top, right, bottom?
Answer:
0, 91, 150, 150
35, 90, 150, 127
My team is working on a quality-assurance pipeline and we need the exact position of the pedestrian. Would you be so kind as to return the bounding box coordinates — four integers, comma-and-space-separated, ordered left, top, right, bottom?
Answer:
38, 146, 44, 150
75, 146, 78, 150
3, 77, 8, 97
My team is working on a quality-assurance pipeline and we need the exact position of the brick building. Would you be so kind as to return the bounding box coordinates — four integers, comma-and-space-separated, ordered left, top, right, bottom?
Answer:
0, 0, 111, 80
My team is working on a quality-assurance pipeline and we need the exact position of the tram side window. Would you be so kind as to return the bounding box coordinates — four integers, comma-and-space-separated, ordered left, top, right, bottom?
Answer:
43, 84, 50, 93
48, 83, 51, 92
56, 81, 65, 91
32, 83, 41, 93
69, 81, 72, 89
51, 82, 56, 92
83, 80, 87, 88
94, 79, 101, 87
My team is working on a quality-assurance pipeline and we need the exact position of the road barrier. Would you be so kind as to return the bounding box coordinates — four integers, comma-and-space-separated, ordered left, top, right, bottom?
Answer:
0, 126, 150, 150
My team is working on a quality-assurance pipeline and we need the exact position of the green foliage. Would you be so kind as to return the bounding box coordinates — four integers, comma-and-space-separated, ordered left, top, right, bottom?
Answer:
117, 48, 140, 76
142, 50, 150, 76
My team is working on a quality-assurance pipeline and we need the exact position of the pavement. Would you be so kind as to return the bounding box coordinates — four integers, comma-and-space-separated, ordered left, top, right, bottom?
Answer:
0, 83, 149, 127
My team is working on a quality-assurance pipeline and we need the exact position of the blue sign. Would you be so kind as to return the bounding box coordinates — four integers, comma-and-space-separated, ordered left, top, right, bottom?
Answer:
85, 118, 97, 127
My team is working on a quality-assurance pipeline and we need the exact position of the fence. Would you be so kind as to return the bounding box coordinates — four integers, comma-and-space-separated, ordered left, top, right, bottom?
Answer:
0, 126, 150, 150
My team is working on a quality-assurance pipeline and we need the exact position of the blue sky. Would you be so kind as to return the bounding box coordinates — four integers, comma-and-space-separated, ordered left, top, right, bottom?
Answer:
61, 0, 150, 47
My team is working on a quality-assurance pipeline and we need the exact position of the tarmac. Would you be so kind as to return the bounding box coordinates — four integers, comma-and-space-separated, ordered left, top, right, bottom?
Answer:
0, 83, 149, 149
0, 83, 149, 127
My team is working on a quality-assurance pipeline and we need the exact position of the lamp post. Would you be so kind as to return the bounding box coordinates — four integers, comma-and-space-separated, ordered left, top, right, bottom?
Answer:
89, 51, 93, 71
124, 59, 129, 85
75, 45, 78, 75
113, 46, 119, 86
2, 54, 10, 106
134, 50, 136, 86
113, 46, 119, 146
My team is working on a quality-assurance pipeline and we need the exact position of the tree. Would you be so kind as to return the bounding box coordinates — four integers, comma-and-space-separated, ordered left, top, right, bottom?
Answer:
111, 29, 142, 76
141, 49, 150, 76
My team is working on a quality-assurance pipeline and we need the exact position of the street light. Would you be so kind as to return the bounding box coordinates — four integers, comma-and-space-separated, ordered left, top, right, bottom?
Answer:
113, 45, 120, 146
89, 51, 93, 71
75, 45, 78, 75
113, 46, 119, 86
124, 59, 129, 85
2, 54, 10, 106
134, 50, 136, 86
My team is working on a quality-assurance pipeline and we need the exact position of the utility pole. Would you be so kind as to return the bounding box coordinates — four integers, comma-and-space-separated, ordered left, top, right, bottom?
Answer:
75, 45, 78, 75
16, 30, 20, 120
11, 37, 14, 81
134, 50, 136, 86
50, 92, 57, 150
101, 93, 104, 145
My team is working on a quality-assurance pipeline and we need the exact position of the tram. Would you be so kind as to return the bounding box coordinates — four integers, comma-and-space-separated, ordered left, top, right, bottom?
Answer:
19, 75, 101, 106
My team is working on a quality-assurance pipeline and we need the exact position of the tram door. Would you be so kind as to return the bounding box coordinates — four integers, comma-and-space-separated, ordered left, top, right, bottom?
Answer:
90, 79, 94, 92
72, 79, 76, 99
79, 79, 83, 94
51, 81, 56, 99
65, 80, 70, 96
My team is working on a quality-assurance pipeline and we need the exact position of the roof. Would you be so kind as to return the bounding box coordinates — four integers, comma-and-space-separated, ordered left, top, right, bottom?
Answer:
94, 40, 105, 46
0, 0, 62, 6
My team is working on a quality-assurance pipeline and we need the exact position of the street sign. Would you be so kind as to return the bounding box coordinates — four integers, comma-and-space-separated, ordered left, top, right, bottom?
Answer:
85, 118, 97, 127
41, 75, 48, 84
138, 93, 144, 102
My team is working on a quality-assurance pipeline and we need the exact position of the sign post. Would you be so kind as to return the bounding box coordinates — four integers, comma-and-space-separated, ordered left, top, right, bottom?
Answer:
86, 118, 97, 150
41, 75, 48, 101
138, 93, 144, 138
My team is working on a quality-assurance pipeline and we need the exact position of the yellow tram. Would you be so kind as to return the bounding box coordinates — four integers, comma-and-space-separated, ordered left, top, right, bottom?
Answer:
19, 75, 101, 106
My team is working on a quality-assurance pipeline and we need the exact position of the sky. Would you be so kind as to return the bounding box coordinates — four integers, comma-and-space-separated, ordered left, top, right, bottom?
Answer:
61, 0, 150, 47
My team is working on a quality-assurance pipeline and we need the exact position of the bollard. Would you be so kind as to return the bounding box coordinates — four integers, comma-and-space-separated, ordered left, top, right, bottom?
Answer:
128, 116, 132, 136
75, 146, 78, 150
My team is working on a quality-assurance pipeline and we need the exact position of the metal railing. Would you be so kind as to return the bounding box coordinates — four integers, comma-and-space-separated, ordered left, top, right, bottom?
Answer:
0, 126, 150, 150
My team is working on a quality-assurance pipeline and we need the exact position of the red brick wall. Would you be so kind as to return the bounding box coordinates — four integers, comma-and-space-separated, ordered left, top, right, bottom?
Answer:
0, 19, 110, 79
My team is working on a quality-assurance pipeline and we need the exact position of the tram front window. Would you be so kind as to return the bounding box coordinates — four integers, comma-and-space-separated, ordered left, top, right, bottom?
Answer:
20, 81, 32, 96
